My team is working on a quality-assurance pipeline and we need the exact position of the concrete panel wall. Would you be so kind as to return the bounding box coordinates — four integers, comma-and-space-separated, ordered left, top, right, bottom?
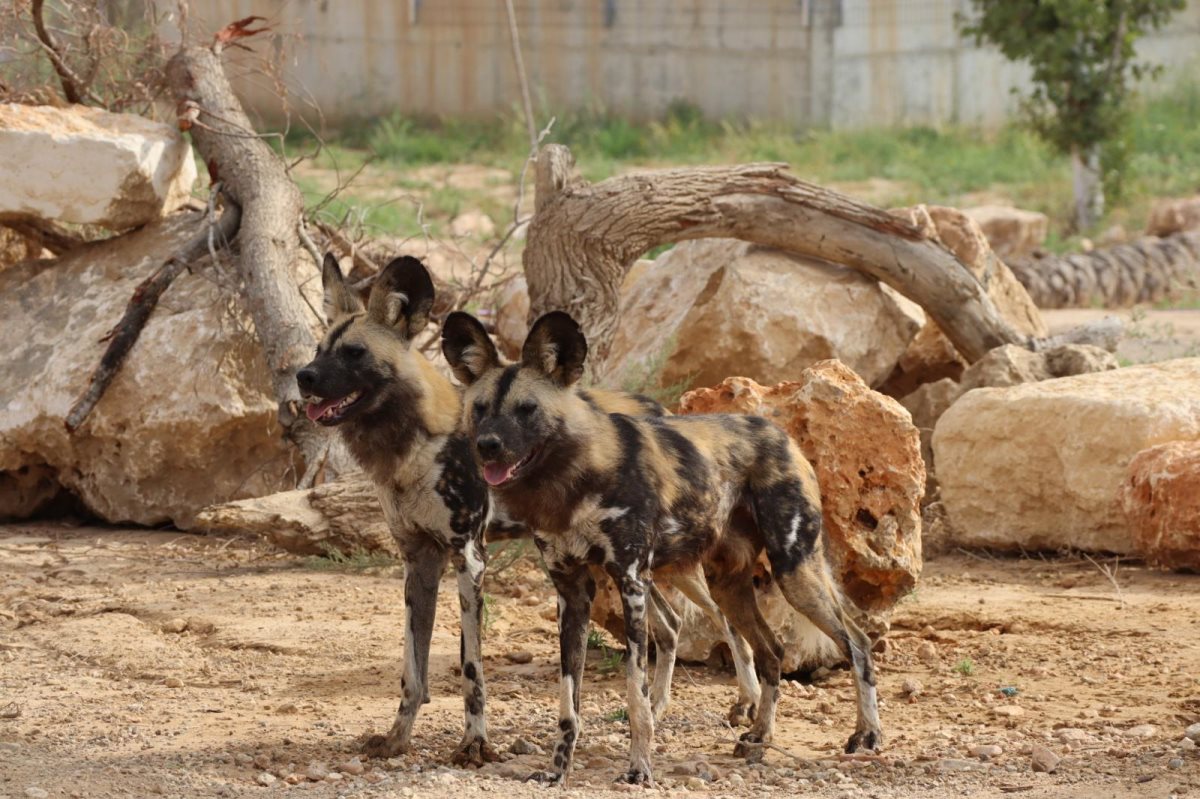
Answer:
173, 0, 1200, 129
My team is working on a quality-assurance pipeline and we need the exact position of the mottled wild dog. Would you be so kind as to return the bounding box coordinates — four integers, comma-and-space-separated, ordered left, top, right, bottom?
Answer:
296, 254, 497, 766
442, 311, 882, 785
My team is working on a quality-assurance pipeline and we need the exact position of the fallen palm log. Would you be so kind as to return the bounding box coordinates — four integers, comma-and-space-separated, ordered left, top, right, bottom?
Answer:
523, 145, 1113, 377
1009, 232, 1200, 308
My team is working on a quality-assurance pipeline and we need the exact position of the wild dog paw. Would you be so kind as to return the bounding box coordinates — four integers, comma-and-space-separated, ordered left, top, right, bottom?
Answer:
733, 731, 765, 764
845, 727, 884, 754
525, 770, 565, 786
727, 701, 757, 728
615, 768, 653, 786
449, 736, 501, 768
363, 733, 407, 759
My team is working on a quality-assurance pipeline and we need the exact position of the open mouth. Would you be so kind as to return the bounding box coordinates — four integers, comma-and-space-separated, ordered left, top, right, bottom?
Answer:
482, 446, 540, 487
304, 390, 365, 426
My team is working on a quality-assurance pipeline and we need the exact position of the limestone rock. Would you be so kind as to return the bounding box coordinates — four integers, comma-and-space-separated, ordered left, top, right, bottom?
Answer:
934, 359, 1200, 553
0, 104, 196, 230
679, 362, 925, 612
196, 474, 399, 556
606, 239, 924, 390
1146, 195, 1200, 237
1123, 441, 1200, 571
962, 205, 1049, 259
0, 212, 298, 527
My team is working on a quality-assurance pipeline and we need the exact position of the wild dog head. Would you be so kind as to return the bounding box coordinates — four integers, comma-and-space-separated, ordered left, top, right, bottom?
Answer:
297, 253, 437, 427
441, 310, 588, 487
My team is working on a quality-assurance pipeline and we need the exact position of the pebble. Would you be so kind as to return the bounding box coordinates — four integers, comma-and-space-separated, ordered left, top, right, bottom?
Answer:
1125, 724, 1157, 738
164, 677, 183, 689
306, 762, 329, 781
902, 678, 923, 697
1031, 744, 1061, 774
509, 737, 543, 755
685, 777, 708, 790
505, 651, 534, 664
969, 744, 1003, 760
236, 753, 254, 766
1168, 758, 1184, 770
276, 703, 299, 715
1180, 737, 1197, 751
341, 757, 365, 776
916, 641, 938, 663
993, 705, 1024, 718
25, 789, 49, 799
255, 773, 277, 786
1185, 722, 1200, 742
936, 758, 979, 772
161, 618, 188, 633
253, 753, 272, 770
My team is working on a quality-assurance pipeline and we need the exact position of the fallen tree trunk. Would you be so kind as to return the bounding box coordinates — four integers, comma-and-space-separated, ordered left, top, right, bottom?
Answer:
1009, 233, 1200, 309
524, 145, 1041, 375
166, 34, 328, 470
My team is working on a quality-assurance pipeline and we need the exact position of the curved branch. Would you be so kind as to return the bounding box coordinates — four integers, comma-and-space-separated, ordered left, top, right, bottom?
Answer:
523, 144, 1037, 374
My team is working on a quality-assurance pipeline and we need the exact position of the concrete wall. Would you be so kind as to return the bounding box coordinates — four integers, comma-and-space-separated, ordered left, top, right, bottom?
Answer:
175, 0, 1200, 129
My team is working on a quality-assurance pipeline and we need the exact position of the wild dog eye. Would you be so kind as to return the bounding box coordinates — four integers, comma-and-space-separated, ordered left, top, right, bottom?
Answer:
342, 344, 366, 360
473, 400, 487, 418
515, 401, 537, 417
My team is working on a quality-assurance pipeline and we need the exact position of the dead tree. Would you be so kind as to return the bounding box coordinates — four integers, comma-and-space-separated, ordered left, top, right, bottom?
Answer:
524, 144, 1043, 376
1009, 233, 1200, 308
165, 24, 328, 470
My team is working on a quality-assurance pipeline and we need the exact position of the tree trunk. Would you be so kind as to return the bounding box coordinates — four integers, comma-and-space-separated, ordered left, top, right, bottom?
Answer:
1071, 144, 1105, 232
524, 144, 1037, 377
1009, 231, 1200, 309
166, 43, 328, 472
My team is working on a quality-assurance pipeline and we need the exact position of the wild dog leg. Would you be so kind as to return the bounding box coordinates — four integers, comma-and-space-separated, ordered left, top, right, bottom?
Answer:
365, 541, 449, 758
647, 584, 680, 723
669, 565, 760, 726
527, 563, 595, 786
448, 537, 500, 766
614, 566, 655, 785
774, 560, 883, 753
708, 571, 784, 764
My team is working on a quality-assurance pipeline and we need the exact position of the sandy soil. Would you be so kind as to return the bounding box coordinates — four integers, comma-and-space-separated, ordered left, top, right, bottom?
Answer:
1, 524, 1198, 799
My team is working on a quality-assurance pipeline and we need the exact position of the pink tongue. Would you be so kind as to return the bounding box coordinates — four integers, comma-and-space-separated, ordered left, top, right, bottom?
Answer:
483, 462, 516, 486
305, 398, 340, 422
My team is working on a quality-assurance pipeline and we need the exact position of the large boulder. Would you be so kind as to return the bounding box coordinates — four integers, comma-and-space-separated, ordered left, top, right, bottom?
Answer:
933, 359, 1200, 554
0, 212, 300, 526
606, 239, 924, 390
1145, 195, 1200, 237
1123, 442, 1200, 571
963, 205, 1049, 260
0, 104, 196, 230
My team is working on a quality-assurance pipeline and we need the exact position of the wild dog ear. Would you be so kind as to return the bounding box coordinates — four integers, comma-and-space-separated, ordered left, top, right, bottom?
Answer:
441, 312, 501, 386
367, 256, 436, 340
321, 253, 363, 324
521, 311, 587, 388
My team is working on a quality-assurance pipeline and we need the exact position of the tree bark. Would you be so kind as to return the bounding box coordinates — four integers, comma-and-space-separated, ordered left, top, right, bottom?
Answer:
1071, 144, 1104, 232
524, 144, 1037, 376
1009, 231, 1200, 309
166, 43, 327, 471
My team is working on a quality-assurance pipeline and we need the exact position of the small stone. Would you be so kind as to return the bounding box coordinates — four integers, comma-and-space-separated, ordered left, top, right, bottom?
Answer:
1168, 758, 1184, 770
993, 705, 1024, 718
236, 753, 254, 765
1125, 724, 1157, 739
276, 703, 299, 715
505, 651, 534, 664
685, 776, 708, 790
324, 772, 342, 783
1185, 722, 1200, 742
1181, 737, 1197, 751
253, 753, 272, 770
970, 744, 1003, 760
164, 677, 184, 689
162, 618, 188, 633
341, 757, 365, 776
25, 789, 49, 799
283, 774, 303, 785
255, 773, 277, 787
305, 762, 329, 782
1030, 744, 1060, 774
901, 678, 923, 697
508, 737, 542, 755
936, 758, 978, 772
916, 641, 938, 663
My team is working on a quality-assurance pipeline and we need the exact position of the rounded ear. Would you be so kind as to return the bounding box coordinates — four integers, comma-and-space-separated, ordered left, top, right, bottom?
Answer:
521, 311, 587, 387
367, 256, 436, 340
321, 253, 363, 323
441, 311, 501, 386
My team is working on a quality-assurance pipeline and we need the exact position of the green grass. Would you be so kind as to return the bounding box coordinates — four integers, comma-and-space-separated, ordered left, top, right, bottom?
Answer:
285, 82, 1200, 247
955, 658, 976, 677
303, 544, 400, 572
603, 707, 629, 723
586, 627, 608, 650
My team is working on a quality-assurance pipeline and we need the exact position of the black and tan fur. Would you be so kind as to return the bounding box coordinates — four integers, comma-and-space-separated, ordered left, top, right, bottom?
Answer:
296, 254, 497, 766
442, 310, 883, 785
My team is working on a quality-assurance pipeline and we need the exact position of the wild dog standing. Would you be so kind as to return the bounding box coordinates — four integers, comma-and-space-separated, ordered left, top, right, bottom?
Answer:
443, 311, 883, 785
296, 254, 497, 766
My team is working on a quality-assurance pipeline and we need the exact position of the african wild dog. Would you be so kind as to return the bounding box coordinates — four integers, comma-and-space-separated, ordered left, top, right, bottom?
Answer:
296, 254, 498, 765
442, 310, 883, 785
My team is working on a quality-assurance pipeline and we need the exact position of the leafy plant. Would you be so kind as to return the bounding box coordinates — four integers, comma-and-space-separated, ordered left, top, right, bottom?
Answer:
955, 658, 976, 676
586, 627, 608, 650
603, 707, 629, 723
303, 544, 399, 572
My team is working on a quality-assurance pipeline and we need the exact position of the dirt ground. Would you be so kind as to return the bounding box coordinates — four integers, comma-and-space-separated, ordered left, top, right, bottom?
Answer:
1, 523, 1198, 799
